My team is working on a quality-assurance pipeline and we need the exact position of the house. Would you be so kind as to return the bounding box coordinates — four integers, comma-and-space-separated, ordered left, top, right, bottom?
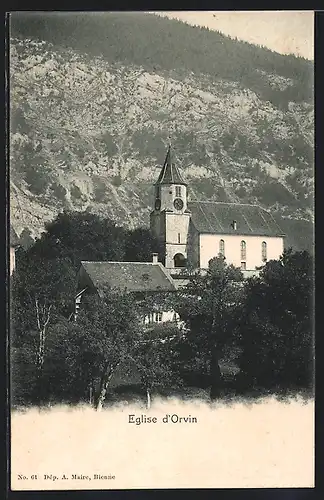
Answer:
10, 225, 20, 276
74, 253, 180, 325
74, 254, 184, 395
150, 145, 285, 280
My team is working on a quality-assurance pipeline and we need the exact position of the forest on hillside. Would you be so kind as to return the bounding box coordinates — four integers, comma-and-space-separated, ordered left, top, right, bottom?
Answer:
10, 12, 313, 109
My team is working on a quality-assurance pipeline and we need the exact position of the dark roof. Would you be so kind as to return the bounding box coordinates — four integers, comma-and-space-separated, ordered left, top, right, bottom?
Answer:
155, 145, 187, 186
10, 225, 20, 247
80, 261, 176, 294
188, 201, 285, 237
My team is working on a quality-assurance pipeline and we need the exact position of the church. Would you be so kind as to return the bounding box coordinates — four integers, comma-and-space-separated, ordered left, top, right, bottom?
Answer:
73, 145, 285, 323
150, 145, 285, 278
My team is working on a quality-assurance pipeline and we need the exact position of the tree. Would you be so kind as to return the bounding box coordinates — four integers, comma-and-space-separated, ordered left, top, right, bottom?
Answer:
12, 252, 76, 341
19, 227, 34, 249
132, 324, 183, 409
238, 249, 314, 391
11, 251, 76, 403
10, 211, 171, 407
124, 227, 165, 264
172, 256, 244, 400
28, 211, 127, 270
26, 211, 165, 270
74, 288, 142, 410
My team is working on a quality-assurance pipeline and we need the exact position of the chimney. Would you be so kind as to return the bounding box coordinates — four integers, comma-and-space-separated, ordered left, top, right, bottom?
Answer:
152, 253, 159, 264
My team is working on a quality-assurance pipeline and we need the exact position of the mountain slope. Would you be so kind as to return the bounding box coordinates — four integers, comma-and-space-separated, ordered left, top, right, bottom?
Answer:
9, 13, 314, 252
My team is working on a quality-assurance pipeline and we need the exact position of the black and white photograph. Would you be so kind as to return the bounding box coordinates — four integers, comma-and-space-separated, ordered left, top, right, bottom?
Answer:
8, 10, 315, 490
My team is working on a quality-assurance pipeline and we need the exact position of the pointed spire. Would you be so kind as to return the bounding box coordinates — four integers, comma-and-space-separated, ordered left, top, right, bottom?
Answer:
155, 144, 187, 186
164, 143, 172, 169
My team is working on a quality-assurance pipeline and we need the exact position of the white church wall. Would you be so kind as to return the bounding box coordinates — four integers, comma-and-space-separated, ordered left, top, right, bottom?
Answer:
199, 233, 284, 270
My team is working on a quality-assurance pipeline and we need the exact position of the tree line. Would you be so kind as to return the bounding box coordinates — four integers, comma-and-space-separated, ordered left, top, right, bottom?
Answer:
10, 211, 314, 410
11, 12, 313, 107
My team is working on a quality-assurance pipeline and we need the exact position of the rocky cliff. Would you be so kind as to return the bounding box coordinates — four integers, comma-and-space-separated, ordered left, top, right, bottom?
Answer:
9, 13, 314, 252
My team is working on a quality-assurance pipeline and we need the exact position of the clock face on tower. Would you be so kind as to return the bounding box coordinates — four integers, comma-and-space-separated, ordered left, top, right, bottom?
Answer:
155, 198, 161, 210
173, 198, 184, 210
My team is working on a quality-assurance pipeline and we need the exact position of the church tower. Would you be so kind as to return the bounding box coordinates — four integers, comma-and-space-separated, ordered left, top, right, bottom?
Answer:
150, 145, 191, 269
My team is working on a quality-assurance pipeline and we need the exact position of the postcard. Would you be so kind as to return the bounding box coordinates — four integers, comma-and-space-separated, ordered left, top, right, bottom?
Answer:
8, 10, 315, 491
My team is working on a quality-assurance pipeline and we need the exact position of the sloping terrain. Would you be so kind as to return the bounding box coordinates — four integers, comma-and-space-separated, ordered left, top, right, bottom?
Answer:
9, 13, 314, 251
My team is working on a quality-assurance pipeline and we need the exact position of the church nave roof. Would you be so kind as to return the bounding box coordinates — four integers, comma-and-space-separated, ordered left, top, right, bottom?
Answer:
188, 201, 285, 237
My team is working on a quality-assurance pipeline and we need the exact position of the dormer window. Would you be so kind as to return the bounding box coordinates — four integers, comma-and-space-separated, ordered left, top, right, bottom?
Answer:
175, 186, 182, 197
231, 220, 237, 231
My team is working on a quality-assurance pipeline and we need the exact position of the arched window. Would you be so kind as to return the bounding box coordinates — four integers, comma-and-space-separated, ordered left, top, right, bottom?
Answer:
219, 239, 225, 257
262, 241, 267, 261
240, 240, 246, 260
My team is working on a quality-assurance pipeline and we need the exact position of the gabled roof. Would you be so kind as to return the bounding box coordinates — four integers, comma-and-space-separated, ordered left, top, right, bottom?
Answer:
188, 201, 285, 237
10, 225, 20, 247
155, 145, 187, 186
80, 261, 177, 294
